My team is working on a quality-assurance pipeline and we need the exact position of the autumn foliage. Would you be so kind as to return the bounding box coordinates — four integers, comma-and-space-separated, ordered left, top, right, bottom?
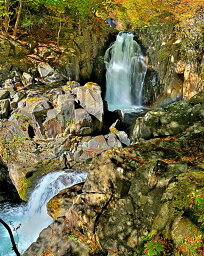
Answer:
111, 0, 204, 27
0, 0, 203, 35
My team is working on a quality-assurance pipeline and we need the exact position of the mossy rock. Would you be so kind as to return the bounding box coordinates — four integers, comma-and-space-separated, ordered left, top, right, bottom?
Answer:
152, 171, 204, 237
18, 159, 66, 201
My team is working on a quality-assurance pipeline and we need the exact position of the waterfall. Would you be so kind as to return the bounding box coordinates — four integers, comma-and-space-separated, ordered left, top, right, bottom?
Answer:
105, 32, 147, 112
0, 170, 87, 256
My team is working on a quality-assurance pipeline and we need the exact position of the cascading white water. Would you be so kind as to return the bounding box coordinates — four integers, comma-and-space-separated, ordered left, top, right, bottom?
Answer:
0, 170, 87, 256
105, 32, 147, 112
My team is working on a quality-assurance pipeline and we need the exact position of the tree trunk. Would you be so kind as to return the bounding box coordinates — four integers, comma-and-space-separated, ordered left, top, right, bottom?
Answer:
13, 0, 23, 37
0, 218, 21, 256
4, 0, 10, 32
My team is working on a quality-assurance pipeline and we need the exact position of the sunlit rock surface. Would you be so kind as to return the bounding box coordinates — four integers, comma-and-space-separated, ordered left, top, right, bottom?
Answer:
132, 91, 204, 140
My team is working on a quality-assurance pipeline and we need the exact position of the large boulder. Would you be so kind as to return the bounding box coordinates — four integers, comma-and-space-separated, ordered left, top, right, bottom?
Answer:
132, 91, 204, 140
43, 94, 75, 137
42, 82, 104, 137
0, 122, 69, 200
72, 82, 104, 125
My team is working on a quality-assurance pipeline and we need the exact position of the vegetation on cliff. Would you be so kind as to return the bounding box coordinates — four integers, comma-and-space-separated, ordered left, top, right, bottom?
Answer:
0, 0, 203, 38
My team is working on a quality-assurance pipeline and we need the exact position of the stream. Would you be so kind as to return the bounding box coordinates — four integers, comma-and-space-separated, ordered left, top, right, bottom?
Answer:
0, 170, 87, 256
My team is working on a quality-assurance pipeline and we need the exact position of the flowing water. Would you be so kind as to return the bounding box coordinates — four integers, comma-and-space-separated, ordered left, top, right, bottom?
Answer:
105, 32, 147, 112
0, 170, 87, 256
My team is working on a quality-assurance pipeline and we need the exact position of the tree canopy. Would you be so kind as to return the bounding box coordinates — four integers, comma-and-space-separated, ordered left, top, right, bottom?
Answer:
0, 0, 203, 36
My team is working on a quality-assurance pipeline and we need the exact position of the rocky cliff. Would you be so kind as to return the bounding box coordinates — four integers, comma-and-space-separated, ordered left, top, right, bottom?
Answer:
140, 12, 204, 106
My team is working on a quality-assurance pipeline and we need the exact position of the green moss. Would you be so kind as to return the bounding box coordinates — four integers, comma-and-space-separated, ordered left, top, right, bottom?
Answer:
18, 176, 32, 201
18, 159, 65, 201
0, 135, 27, 163
84, 82, 98, 88
109, 127, 118, 134
13, 113, 29, 119
26, 97, 41, 103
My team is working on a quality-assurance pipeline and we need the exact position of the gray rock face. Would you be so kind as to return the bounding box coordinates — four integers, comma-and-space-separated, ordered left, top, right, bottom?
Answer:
132, 92, 204, 140
22, 72, 33, 86
23, 115, 204, 255
41, 83, 104, 137
73, 133, 125, 162
105, 133, 122, 147
73, 82, 104, 123
10, 91, 26, 109
38, 62, 64, 84
38, 62, 55, 77
43, 95, 75, 137
116, 131, 130, 146
70, 109, 93, 135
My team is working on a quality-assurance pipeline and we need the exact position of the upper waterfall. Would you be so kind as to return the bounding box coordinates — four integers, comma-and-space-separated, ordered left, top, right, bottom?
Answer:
105, 32, 147, 112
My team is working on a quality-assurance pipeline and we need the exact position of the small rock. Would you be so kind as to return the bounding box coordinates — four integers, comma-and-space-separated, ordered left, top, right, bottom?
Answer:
0, 99, 10, 118
87, 135, 109, 150
22, 72, 33, 86
105, 133, 122, 147
116, 131, 130, 146
38, 62, 54, 77
10, 91, 26, 109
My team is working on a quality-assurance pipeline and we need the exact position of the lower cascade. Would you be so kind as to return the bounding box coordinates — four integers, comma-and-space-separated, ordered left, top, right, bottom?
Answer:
0, 170, 87, 256
105, 32, 147, 112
